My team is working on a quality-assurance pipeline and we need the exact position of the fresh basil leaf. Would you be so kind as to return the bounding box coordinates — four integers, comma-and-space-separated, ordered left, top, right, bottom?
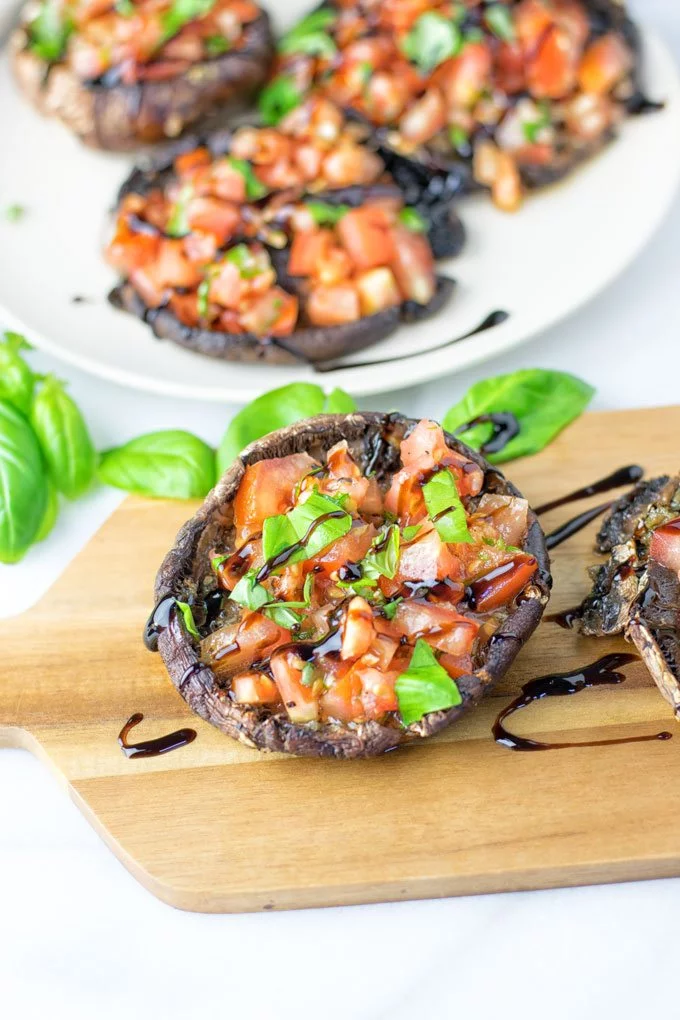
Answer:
230, 568, 270, 610
448, 124, 470, 151
395, 639, 463, 725
0, 399, 48, 564
361, 524, 400, 580
224, 243, 268, 277
265, 605, 302, 629
401, 13, 462, 73
422, 469, 472, 544
212, 552, 228, 572
217, 382, 356, 473
162, 0, 216, 42
205, 34, 231, 55
485, 4, 515, 41
262, 490, 351, 567
279, 30, 336, 58
166, 184, 194, 237
176, 600, 200, 638
400, 524, 422, 543
522, 101, 552, 143
279, 8, 335, 42
227, 158, 268, 201
0, 332, 35, 415
197, 278, 211, 319
305, 200, 350, 226
398, 207, 428, 233
301, 661, 316, 686
31, 375, 96, 500
382, 598, 402, 621
98, 430, 216, 499
35, 480, 59, 544
258, 76, 302, 126
443, 369, 595, 463
28, 0, 72, 62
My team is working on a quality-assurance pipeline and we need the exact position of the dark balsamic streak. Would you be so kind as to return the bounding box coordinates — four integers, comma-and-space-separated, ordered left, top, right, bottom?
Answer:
544, 501, 613, 550
535, 465, 643, 515
313, 310, 510, 373
546, 607, 582, 630
454, 412, 520, 457
143, 594, 176, 652
118, 713, 197, 759
255, 511, 347, 582
493, 654, 673, 751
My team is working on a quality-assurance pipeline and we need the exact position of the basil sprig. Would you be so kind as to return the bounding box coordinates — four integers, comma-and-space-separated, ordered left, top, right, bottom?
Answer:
217, 382, 355, 475
227, 159, 269, 201
401, 13, 463, 73
258, 76, 302, 126
176, 600, 200, 638
443, 369, 595, 464
162, 0, 216, 43
395, 639, 463, 725
422, 469, 472, 544
166, 184, 194, 238
262, 490, 352, 566
230, 567, 314, 629
484, 4, 515, 42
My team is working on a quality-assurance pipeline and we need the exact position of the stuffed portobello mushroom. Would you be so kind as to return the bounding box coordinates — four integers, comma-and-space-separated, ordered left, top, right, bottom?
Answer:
263, 0, 649, 211
11, 0, 275, 150
149, 413, 551, 758
570, 473, 680, 721
106, 100, 457, 364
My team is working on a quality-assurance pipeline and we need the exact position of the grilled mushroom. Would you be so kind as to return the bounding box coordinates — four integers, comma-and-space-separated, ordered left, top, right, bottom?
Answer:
11, 0, 274, 150
150, 412, 551, 758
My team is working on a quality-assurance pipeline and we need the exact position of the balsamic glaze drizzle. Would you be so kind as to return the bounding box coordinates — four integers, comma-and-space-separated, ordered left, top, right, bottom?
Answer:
544, 501, 613, 550
118, 713, 197, 759
535, 465, 643, 515
313, 310, 509, 373
454, 412, 520, 457
493, 654, 672, 751
143, 595, 176, 652
255, 510, 348, 582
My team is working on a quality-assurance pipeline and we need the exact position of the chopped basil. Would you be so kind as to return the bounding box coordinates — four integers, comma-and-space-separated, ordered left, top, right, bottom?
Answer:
28, 0, 72, 63
400, 524, 422, 543
463, 27, 484, 43
258, 76, 302, 126
229, 565, 312, 630
262, 490, 352, 569
197, 278, 211, 318
448, 125, 470, 151
398, 207, 428, 233
278, 7, 336, 55
484, 4, 515, 42
442, 369, 595, 464
301, 661, 316, 686
227, 158, 268, 200
401, 12, 463, 73
205, 34, 231, 56
263, 572, 314, 611
211, 553, 228, 572
422, 469, 473, 544
522, 101, 552, 143
5, 204, 25, 223
230, 569, 270, 610
395, 639, 463, 725
166, 184, 193, 237
115, 0, 135, 16
224, 244, 267, 278
176, 600, 200, 639
266, 605, 302, 629
382, 598, 402, 621
305, 200, 350, 225
361, 524, 400, 581
162, 0, 216, 43
358, 61, 373, 86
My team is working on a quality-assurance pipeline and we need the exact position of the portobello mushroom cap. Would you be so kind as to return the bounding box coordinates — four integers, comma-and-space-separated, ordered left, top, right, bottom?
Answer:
10, 12, 274, 151
152, 412, 551, 758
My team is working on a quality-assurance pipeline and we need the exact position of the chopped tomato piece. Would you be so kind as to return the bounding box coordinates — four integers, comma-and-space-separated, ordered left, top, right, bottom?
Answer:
649, 518, 680, 576
186, 198, 241, 246
271, 650, 319, 724
399, 88, 447, 145
337, 205, 395, 272
202, 611, 289, 679
577, 33, 633, 95
175, 147, 212, 178
321, 143, 383, 187
393, 601, 480, 658
469, 556, 538, 612
313, 523, 377, 576
288, 229, 334, 278
231, 673, 281, 705
527, 27, 579, 99
355, 267, 402, 316
474, 495, 529, 548
436, 43, 492, 108
357, 665, 399, 719
210, 159, 249, 203
341, 597, 376, 660
209, 260, 242, 309
395, 524, 460, 585
240, 288, 299, 337
233, 453, 319, 543
306, 284, 361, 327
320, 668, 364, 723
389, 226, 436, 305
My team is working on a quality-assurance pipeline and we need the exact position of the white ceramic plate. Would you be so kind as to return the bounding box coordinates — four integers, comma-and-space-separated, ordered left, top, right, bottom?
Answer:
0, 20, 679, 403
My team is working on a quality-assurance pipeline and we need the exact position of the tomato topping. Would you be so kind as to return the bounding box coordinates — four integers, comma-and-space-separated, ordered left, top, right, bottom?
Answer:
232, 673, 281, 705
233, 453, 319, 543
306, 284, 361, 327
271, 650, 320, 723
288, 229, 334, 278
469, 556, 538, 612
337, 206, 396, 272
649, 518, 680, 577
577, 34, 633, 95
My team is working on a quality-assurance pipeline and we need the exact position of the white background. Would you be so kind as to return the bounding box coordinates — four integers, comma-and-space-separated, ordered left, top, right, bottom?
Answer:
2, 1, 680, 1017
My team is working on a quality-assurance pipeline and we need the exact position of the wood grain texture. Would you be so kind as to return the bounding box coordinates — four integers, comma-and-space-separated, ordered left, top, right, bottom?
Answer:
1, 406, 680, 913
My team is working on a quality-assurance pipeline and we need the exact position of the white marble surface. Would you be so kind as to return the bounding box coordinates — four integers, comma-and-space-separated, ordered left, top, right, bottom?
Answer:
2, 1, 680, 1016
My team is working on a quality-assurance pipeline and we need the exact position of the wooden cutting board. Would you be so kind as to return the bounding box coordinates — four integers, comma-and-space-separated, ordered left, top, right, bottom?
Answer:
2, 405, 680, 913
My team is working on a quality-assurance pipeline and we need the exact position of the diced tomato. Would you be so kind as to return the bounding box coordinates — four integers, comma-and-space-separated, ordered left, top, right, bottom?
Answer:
210, 159, 248, 203
527, 27, 579, 99
399, 88, 447, 145
436, 44, 492, 109
106, 221, 160, 274
174, 147, 212, 178
474, 495, 529, 548
400, 419, 450, 471
337, 205, 395, 272
312, 523, 377, 577
202, 611, 289, 679
153, 240, 203, 288
649, 518, 680, 576
186, 198, 241, 246
321, 143, 383, 187
320, 668, 364, 723
355, 267, 402, 316
233, 453, 319, 543
240, 289, 299, 337
168, 292, 201, 328
393, 601, 480, 658
553, 0, 590, 50
577, 33, 633, 95
563, 92, 615, 141
316, 246, 354, 287
306, 284, 361, 327
394, 524, 460, 586
494, 41, 527, 94
231, 673, 282, 705
514, 0, 553, 49
183, 231, 219, 264
389, 226, 436, 305
294, 144, 324, 180
357, 665, 399, 719
271, 650, 320, 723
362, 632, 399, 672
469, 555, 538, 612
341, 597, 376, 660
129, 267, 166, 308
364, 72, 411, 124
208, 260, 242, 309
288, 229, 334, 278
514, 142, 555, 166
